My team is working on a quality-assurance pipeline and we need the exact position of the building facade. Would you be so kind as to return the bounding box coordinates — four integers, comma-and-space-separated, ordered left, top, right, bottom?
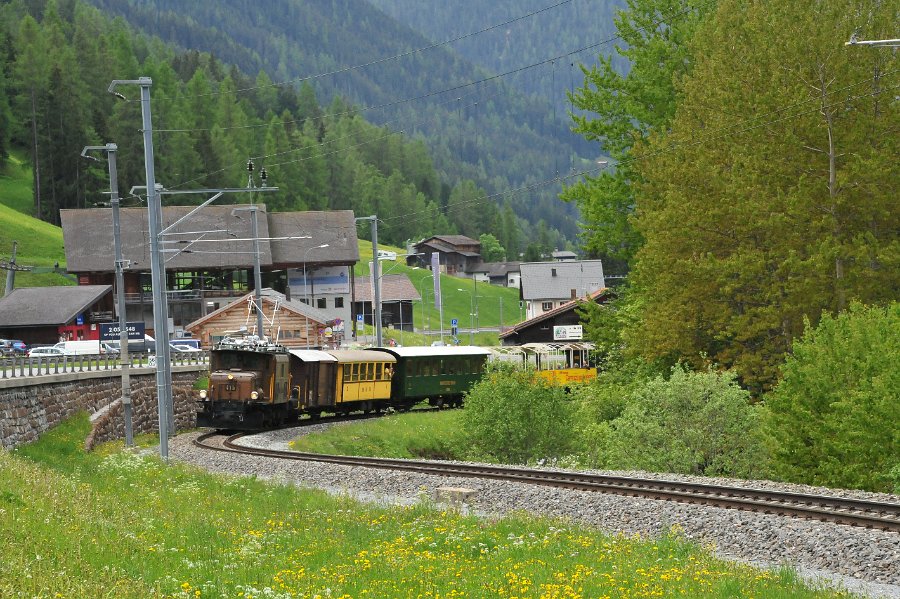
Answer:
60, 207, 358, 340
519, 260, 605, 320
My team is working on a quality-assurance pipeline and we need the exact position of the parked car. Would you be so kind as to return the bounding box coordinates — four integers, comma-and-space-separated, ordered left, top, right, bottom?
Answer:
0, 339, 27, 355
28, 346, 74, 358
170, 343, 202, 352
102, 334, 156, 354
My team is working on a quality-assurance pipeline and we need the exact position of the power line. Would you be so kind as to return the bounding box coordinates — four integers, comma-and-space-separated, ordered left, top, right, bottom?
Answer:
158, 2, 710, 192
379, 83, 898, 228
140, 0, 577, 104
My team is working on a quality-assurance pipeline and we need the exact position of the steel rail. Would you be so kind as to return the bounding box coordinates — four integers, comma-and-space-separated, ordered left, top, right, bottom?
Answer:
193, 431, 900, 532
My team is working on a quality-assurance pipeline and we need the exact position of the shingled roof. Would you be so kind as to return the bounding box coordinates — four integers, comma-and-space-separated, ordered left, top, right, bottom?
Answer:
60, 206, 358, 273
353, 275, 421, 302
0, 285, 112, 327
519, 260, 605, 301
499, 288, 608, 340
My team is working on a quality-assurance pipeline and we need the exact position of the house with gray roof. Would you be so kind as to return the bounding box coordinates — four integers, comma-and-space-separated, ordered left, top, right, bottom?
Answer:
519, 260, 605, 320
411, 235, 481, 276
60, 207, 358, 338
352, 274, 421, 332
0, 285, 113, 346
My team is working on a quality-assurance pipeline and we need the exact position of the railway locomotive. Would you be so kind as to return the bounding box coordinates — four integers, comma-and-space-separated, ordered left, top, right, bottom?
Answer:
196, 338, 492, 430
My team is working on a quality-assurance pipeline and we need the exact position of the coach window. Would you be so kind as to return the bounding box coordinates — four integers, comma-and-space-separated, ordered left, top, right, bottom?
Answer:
343, 364, 351, 381
375, 363, 383, 380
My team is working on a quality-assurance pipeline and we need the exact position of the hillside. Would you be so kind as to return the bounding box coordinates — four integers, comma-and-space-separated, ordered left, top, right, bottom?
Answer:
0, 152, 71, 290
80, 0, 600, 241
368, 0, 627, 116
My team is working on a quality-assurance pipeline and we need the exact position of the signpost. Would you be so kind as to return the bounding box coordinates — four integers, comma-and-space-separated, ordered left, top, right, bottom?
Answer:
100, 321, 146, 341
553, 325, 583, 341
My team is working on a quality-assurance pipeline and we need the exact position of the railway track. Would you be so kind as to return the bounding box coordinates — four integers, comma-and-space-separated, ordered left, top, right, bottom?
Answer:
194, 431, 900, 533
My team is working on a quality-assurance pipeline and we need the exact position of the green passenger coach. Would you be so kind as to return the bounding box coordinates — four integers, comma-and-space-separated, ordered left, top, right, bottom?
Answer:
371, 346, 492, 408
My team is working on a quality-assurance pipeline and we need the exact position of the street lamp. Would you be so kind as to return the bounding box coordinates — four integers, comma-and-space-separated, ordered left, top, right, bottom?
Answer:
81, 143, 133, 447
457, 288, 475, 344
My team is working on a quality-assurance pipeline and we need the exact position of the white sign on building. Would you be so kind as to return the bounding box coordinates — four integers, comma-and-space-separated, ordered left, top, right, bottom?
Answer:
288, 266, 351, 296
553, 325, 583, 341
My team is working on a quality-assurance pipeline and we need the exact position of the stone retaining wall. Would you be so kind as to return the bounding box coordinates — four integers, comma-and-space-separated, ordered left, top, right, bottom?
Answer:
0, 367, 206, 450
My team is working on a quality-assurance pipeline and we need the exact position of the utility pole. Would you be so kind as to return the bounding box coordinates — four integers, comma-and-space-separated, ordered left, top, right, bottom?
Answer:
109, 77, 170, 460
109, 78, 279, 461
356, 216, 383, 346
4, 241, 16, 296
240, 158, 267, 340
81, 143, 133, 447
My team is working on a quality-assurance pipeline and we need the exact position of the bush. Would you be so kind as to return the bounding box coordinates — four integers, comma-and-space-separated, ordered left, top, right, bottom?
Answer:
597, 365, 768, 477
765, 302, 899, 491
569, 359, 657, 468
462, 366, 574, 463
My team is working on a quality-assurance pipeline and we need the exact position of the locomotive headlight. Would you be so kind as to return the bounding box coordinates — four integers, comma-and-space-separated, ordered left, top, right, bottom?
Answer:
250, 391, 259, 400
199, 390, 207, 399
227, 373, 234, 380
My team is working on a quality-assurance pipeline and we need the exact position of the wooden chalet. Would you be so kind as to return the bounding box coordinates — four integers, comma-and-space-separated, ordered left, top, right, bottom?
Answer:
499, 288, 609, 346
411, 235, 481, 276
184, 288, 341, 349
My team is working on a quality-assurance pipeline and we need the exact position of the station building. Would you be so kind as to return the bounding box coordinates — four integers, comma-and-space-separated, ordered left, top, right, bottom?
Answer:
60, 207, 358, 340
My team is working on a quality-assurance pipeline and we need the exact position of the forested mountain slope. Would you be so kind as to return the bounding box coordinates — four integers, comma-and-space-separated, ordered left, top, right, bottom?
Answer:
0, 0, 581, 255
367, 0, 626, 115
79, 0, 606, 242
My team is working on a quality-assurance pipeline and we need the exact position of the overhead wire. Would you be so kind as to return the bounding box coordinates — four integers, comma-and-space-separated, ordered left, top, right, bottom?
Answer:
159, 1, 711, 192
138, 0, 577, 104
377, 82, 898, 228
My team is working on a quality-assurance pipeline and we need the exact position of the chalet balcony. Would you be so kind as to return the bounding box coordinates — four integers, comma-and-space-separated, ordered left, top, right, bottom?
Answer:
120, 288, 249, 304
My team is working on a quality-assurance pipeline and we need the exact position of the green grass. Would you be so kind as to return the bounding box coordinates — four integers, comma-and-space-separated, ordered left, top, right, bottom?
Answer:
356, 239, 524, 335
2, 415, 861, 598
290, 409, 466, 459
0, 151, 34, 215
0, 149, 72, 288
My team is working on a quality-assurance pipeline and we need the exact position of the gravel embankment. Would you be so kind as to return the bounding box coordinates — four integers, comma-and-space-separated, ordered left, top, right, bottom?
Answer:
170, 424, 900, 599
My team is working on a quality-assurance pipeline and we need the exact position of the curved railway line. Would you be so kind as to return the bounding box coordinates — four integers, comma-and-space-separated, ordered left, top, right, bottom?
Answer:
195, 431, 900, 533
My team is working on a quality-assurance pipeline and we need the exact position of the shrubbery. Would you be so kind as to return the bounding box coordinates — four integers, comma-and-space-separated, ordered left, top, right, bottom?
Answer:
589, 365, 768, 478
765, 302, 899, 492
462, 365, 575, 463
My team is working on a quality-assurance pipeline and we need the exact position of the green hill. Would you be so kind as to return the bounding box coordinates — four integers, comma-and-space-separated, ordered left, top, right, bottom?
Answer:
356, 240, 523, 334
0, 152, 71, 290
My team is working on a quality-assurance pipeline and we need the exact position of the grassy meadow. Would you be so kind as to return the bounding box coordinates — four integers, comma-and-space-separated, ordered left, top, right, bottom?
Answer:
0, 151, 72, 288
290, 409, 465, 459
0, 414, 865, 598
354, 242, 524, 337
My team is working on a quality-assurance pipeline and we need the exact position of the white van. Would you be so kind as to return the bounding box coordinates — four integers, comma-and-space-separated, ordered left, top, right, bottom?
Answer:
53, 340, 108, 355
376, 249, 397, 261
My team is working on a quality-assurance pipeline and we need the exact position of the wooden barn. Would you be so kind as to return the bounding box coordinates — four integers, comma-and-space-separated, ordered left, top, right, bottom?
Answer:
184, 288, 342, 349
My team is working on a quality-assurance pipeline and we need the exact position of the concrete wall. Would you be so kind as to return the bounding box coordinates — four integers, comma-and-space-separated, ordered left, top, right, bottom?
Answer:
0, 366, 206, 450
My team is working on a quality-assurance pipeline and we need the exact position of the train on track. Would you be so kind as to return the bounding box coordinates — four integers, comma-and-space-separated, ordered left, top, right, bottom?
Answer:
196, 338, 596, 430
